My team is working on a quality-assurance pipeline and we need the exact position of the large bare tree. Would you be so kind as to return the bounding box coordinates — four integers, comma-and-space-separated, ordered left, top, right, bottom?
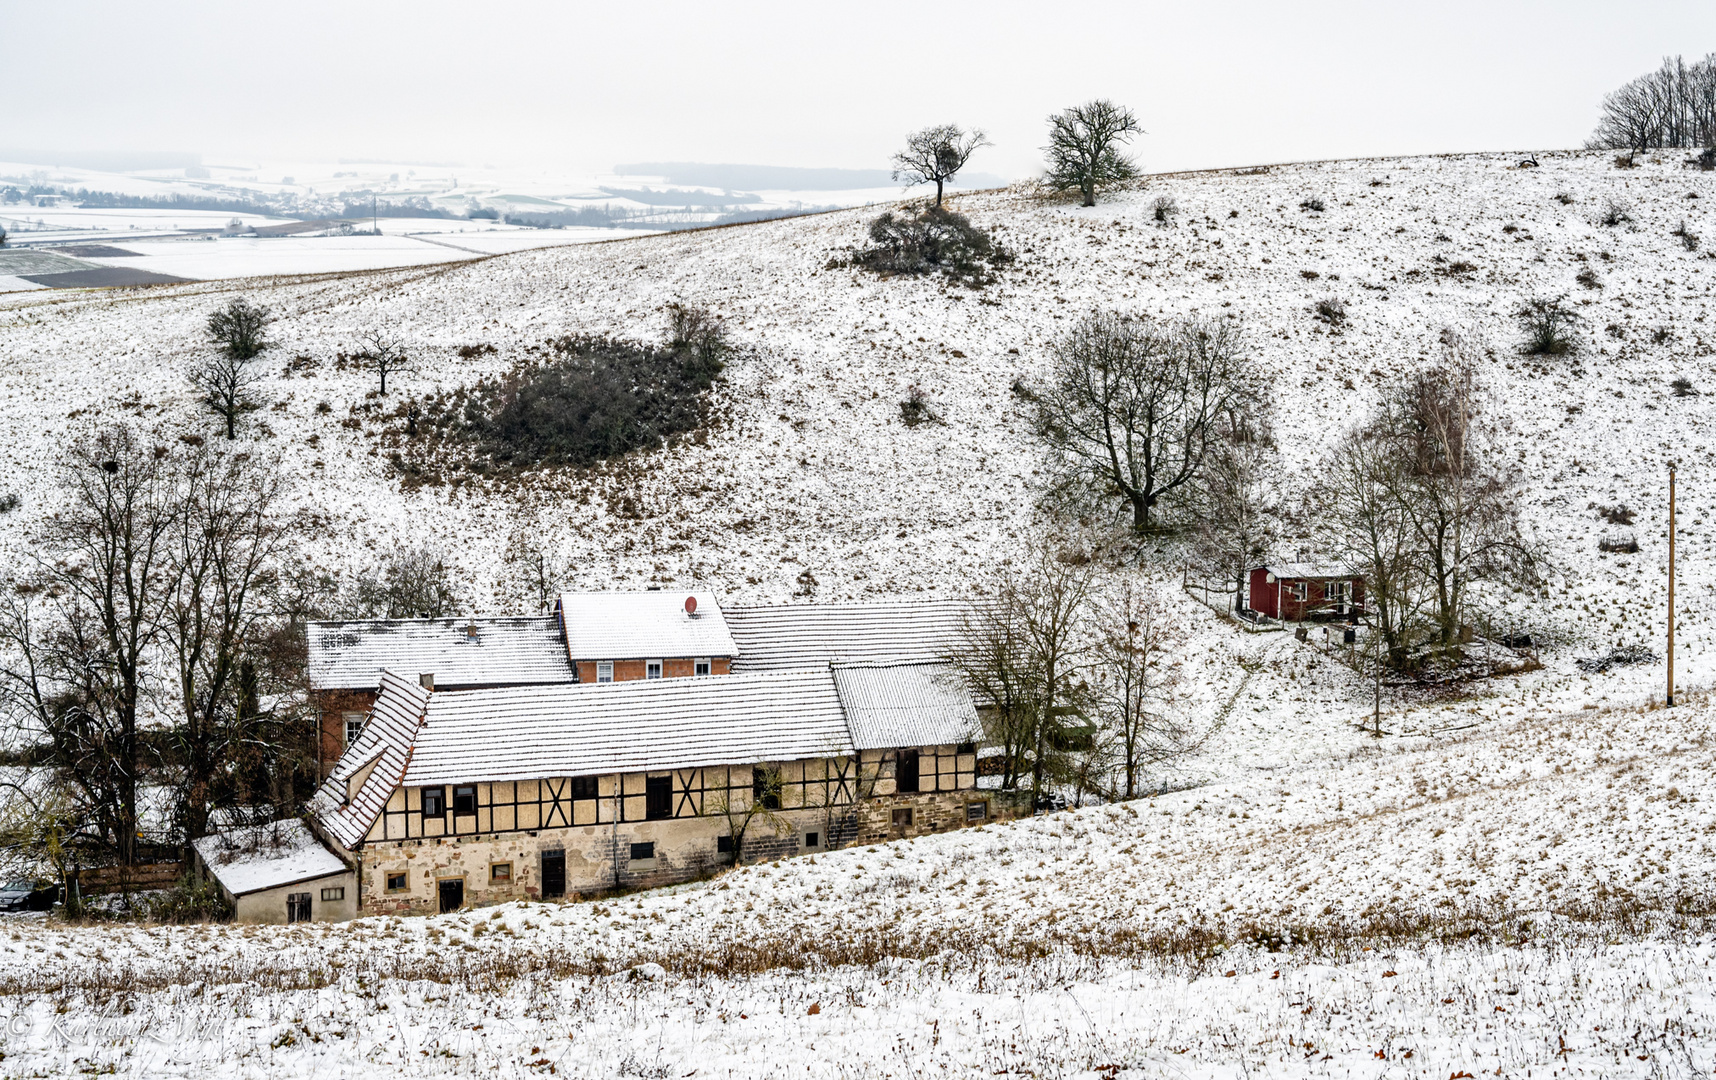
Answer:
1087, 581, 1196, 798
1035, 311, 1251, 533
356, 327, 413, 395
1589, 54, 1716, 151
1195, 396, 1280, 608
0, 426, 186, 867
892, 124, 990, 209
194, 297, 272, 439
1043, 100, 1142, 207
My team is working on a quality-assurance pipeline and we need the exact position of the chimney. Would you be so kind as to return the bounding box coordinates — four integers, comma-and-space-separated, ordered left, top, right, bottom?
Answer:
419, 672, 435, 691
465, 619, 479, 640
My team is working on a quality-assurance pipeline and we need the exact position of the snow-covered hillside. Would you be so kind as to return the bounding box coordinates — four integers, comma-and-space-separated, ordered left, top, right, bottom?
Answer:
1, 688, 1712, 1075
1, 148, 1708, 773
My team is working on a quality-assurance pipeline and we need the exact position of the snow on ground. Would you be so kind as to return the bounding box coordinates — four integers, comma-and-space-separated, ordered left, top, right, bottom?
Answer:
0, 148, 1714, 1074
0, 688, 1712, 1075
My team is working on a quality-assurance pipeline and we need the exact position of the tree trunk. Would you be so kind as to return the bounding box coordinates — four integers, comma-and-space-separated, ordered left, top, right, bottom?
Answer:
934, 178, 944, 208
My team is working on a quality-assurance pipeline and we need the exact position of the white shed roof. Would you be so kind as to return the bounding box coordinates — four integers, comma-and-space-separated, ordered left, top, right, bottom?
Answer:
307, 616, 575, 692
832, 661, 981, 750
193, 819, 349, 897
1259, 563, 1355, 580
401, 668, 851, 786
726, 600, 972, 673
556, 591, 737, 661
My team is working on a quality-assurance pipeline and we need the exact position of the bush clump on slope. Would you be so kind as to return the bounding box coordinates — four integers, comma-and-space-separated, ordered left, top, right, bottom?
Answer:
455, 313, 725, 469
851, 206, 1009, 285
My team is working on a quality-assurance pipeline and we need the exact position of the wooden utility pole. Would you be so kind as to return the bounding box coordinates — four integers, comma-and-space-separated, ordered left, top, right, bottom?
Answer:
1668, 465, 1677, 707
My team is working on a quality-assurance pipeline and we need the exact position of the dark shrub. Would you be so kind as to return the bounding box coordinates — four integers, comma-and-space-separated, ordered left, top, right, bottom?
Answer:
1151, 195, 1179, 225
1597, 197, 1633, 226
1597, 505, 1635, 525
0, 492, 17, 513
1313, 297, 1346, 324
1576, 268, 1602, 289
1673, 377, 1699, 397
1517, 295, 1580, 356
1598, 536, 1640, 554
899, 385, 938, 426
1299, 196, 1326, 212
458, 331, 720, 468
1673, 219, 1700, 250
854, 207, 1007, 283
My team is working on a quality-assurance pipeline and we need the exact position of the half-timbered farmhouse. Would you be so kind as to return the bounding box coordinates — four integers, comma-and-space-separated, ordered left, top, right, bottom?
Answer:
293, 594, 1004, 917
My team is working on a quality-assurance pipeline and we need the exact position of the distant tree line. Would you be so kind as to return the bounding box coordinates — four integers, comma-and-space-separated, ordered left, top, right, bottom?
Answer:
1589, 55, 1716, 151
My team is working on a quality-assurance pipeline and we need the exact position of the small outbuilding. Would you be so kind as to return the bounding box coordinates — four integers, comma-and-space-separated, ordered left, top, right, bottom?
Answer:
1246, 563, 1364, 622
192, 819, 356, 924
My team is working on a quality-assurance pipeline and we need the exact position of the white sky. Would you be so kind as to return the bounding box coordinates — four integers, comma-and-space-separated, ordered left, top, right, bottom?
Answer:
5, 0, 1715, 180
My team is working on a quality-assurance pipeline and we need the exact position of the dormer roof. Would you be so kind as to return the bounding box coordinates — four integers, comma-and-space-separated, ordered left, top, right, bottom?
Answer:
555, 591, 737, 661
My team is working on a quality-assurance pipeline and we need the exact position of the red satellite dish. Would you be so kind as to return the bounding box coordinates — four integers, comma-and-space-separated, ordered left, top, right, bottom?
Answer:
684, 595, 698, 615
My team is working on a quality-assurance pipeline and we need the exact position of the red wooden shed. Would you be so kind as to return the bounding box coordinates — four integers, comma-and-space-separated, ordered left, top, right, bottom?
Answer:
1246, 563, 1364, 622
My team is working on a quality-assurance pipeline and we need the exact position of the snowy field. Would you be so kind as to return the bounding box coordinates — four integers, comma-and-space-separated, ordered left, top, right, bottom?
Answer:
0, 147, 1713, 1074
0, 689, 1712, 1075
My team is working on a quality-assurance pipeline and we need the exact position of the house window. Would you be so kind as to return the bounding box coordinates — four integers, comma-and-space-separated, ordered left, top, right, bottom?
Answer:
646, 660, 663, 680
895, 749, 920, 794
321, 886, 345, 902
343, 712, 366, 747
717, 835, 734, 854
694, 658, 711, 677
421, 786, 446, 817
891, 808, 914, 830
1291, 582, 1308, 602
966, 801, 989, 823
597, 662, 614, 683
453, 785, 477, 815
645, 776, 673, 820
753, 766, 782, 810
804, 831, 820, 849
630, 841, 655, 862
490, 862, 511, 883
286, 892, 311, 923
569, 775, 598, 800
386, 872, 408, 892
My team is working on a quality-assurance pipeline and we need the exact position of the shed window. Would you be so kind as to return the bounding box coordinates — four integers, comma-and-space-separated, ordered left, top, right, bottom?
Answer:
645, 776, 673, 820
421, 786, 446, 817
717, 834, 734, 854
597, 662, 614, 683
569, 775, 598, 800
453, 785, 477, 815
804, 831, 820, 849
891, 808, 914, 830
286, 892, 311, 923
966, 801, 989, 822
645, 660, 663, 680
321, 886, 345, 902
1290, 582, 1308, 602
630, 842, 655, 862
694, 658, 711, 677
490, 862, 511, 882
343, 712, 366, 747
386, 872, 408, 892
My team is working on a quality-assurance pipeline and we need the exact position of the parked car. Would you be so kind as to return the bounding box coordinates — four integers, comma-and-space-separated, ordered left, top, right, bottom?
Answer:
0, 880, 59, 912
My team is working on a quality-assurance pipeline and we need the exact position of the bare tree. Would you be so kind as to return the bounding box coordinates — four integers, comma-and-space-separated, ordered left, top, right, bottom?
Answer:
500, 513, 573, 614
207, 298, 271, 361
1044, 100, 1143, 207
1196, 396, 1280, 608
354, 545, 459, 619
954, 541, 1093, 807
188, 351, 267, 440
1322, 422, 1426, 670
0, 226, 8, 249
892, 124, 991, 209
162, 449, 294, 847
1035, 311, 1251, 532
1373, 334, 1538, 649
356, 327, 412, 395
0, 426, 186, 867
1088, 581, 1199, 798
710, 765, 794, 865
1589, 54, 1716, 151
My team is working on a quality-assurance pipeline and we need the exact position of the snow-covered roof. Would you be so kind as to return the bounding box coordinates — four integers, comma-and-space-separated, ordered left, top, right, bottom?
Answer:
307, 616, 575, 692
1257, 563, 1356, 580
401, 668, 850, 786
726, 600, 972, 673
556, 591, 738, 661
311, 669, 431, 848
192, 819, 349, 897
832, 661, 980, 750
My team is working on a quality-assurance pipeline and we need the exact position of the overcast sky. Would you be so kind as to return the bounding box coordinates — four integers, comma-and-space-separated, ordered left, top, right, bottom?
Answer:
5, 1, 1715, 180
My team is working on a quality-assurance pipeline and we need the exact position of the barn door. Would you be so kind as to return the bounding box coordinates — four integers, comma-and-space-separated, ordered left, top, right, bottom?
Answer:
541, 850, 566, 899
437, 878, 464, 913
